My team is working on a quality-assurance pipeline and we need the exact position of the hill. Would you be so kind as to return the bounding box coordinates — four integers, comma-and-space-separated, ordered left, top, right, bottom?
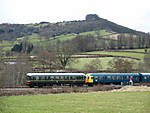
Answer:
0, 14, 146, 41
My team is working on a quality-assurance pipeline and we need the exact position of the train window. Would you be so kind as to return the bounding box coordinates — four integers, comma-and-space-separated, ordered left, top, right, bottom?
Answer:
42, 76, 45, 80
64, 76, 67, 80
76, 76, 78, 80
124, 76, 126, 80
55, 76, 59, 80
70, 76, 73, 80
67, 76, 69, 80
79, 76, 83, 80
144, 77, 147, 79
29, 77, 32, 80
44, 76, 47, 80
48, 76, 51, 80
78, 76, 81, 80
51, 76, 54, 80
39, 77, 41, 80
107, 76, 111, 80
91, 77, 93, 79
135, 76, 138, 80
100, 77, 103, 80
60, 76, 64, 80
82, 76, 84, 80
33, 77, 36, 80
121, 76, 123, 80
117, 76, 120, 80
95, 76, 98, 80
114, 76, 117, 80
112, 76, 114, 80
127, 76, 129, 80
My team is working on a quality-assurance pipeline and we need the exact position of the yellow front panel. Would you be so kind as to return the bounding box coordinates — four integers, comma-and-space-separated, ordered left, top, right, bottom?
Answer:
85, 74, 93, 83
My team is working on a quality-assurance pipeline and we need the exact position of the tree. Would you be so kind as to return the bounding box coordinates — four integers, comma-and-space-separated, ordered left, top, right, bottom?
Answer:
139, 50, 150, 72
117, 35, 122, 49
56, 41, 76, 69
37, 51, 57, 72
11, 44, 22, 52
108, 58, 135, 73
11, 41, 33, 54
0, 54, 32, 87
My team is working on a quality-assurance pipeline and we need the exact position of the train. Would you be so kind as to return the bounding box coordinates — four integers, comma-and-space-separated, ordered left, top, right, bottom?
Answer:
24, 73, 150, 87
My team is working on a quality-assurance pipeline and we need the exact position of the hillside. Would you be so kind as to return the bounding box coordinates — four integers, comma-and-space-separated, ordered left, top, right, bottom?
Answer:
0, 14, 146, 41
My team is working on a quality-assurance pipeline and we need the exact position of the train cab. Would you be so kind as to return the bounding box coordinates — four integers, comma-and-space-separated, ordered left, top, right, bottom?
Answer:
85, 73, 94, 85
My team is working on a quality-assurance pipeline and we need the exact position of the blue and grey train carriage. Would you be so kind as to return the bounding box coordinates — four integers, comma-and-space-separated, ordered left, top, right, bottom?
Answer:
140, 73, 150, 83
85, 73, 140, 85
24, 73, 86, 87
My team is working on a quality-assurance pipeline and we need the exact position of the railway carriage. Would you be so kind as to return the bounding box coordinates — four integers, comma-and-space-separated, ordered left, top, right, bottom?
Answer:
85, 73, 140, 85
140, 73, 150, 83
24, 73, 86, 87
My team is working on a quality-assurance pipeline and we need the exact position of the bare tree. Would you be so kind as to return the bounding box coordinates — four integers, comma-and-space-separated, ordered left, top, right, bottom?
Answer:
56, 41, 76, 69
139, 50, 150, 72
0, 54, 32, 87
108, 57, 135, 73
37, 51, 57, 72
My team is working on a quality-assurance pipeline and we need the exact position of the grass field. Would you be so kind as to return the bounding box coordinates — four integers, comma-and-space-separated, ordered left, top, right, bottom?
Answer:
84, 51, 145, 60
69, 57, 139, 70
69, 57, 113, 70
0, 30, 111, 50
0, 91, 150, 113
122, 48, 150, 52
79, 30, 112, 36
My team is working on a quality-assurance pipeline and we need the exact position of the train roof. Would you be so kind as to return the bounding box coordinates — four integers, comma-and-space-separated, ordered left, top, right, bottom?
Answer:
87, 73, 140, 76
27, 73, 86, 76
140, 73, 150, 76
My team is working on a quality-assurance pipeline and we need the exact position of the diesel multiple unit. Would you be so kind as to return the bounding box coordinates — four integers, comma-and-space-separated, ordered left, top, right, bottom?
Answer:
24, 73, 150, 87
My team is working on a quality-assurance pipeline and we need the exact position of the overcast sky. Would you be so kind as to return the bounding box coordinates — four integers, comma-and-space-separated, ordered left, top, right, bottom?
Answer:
0, 0, 150, 32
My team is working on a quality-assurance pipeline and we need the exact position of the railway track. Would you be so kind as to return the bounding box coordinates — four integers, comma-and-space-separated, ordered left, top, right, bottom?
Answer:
0, 85, 87, 91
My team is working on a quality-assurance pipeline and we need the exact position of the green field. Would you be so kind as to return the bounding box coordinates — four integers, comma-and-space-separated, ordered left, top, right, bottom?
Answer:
0, 91, 150, 113
0, 30, 111, 50
69, 57, 139, 70
79, 30, 112, 36
122, 49, 150, 52
84, 51, 145, 60
70, 57, 113, 70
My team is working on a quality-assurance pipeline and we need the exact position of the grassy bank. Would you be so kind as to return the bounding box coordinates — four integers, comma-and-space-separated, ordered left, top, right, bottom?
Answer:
0, 91, 150, 113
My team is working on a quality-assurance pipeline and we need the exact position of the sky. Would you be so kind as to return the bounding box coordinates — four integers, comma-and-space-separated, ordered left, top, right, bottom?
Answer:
0, 0, 150, 32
